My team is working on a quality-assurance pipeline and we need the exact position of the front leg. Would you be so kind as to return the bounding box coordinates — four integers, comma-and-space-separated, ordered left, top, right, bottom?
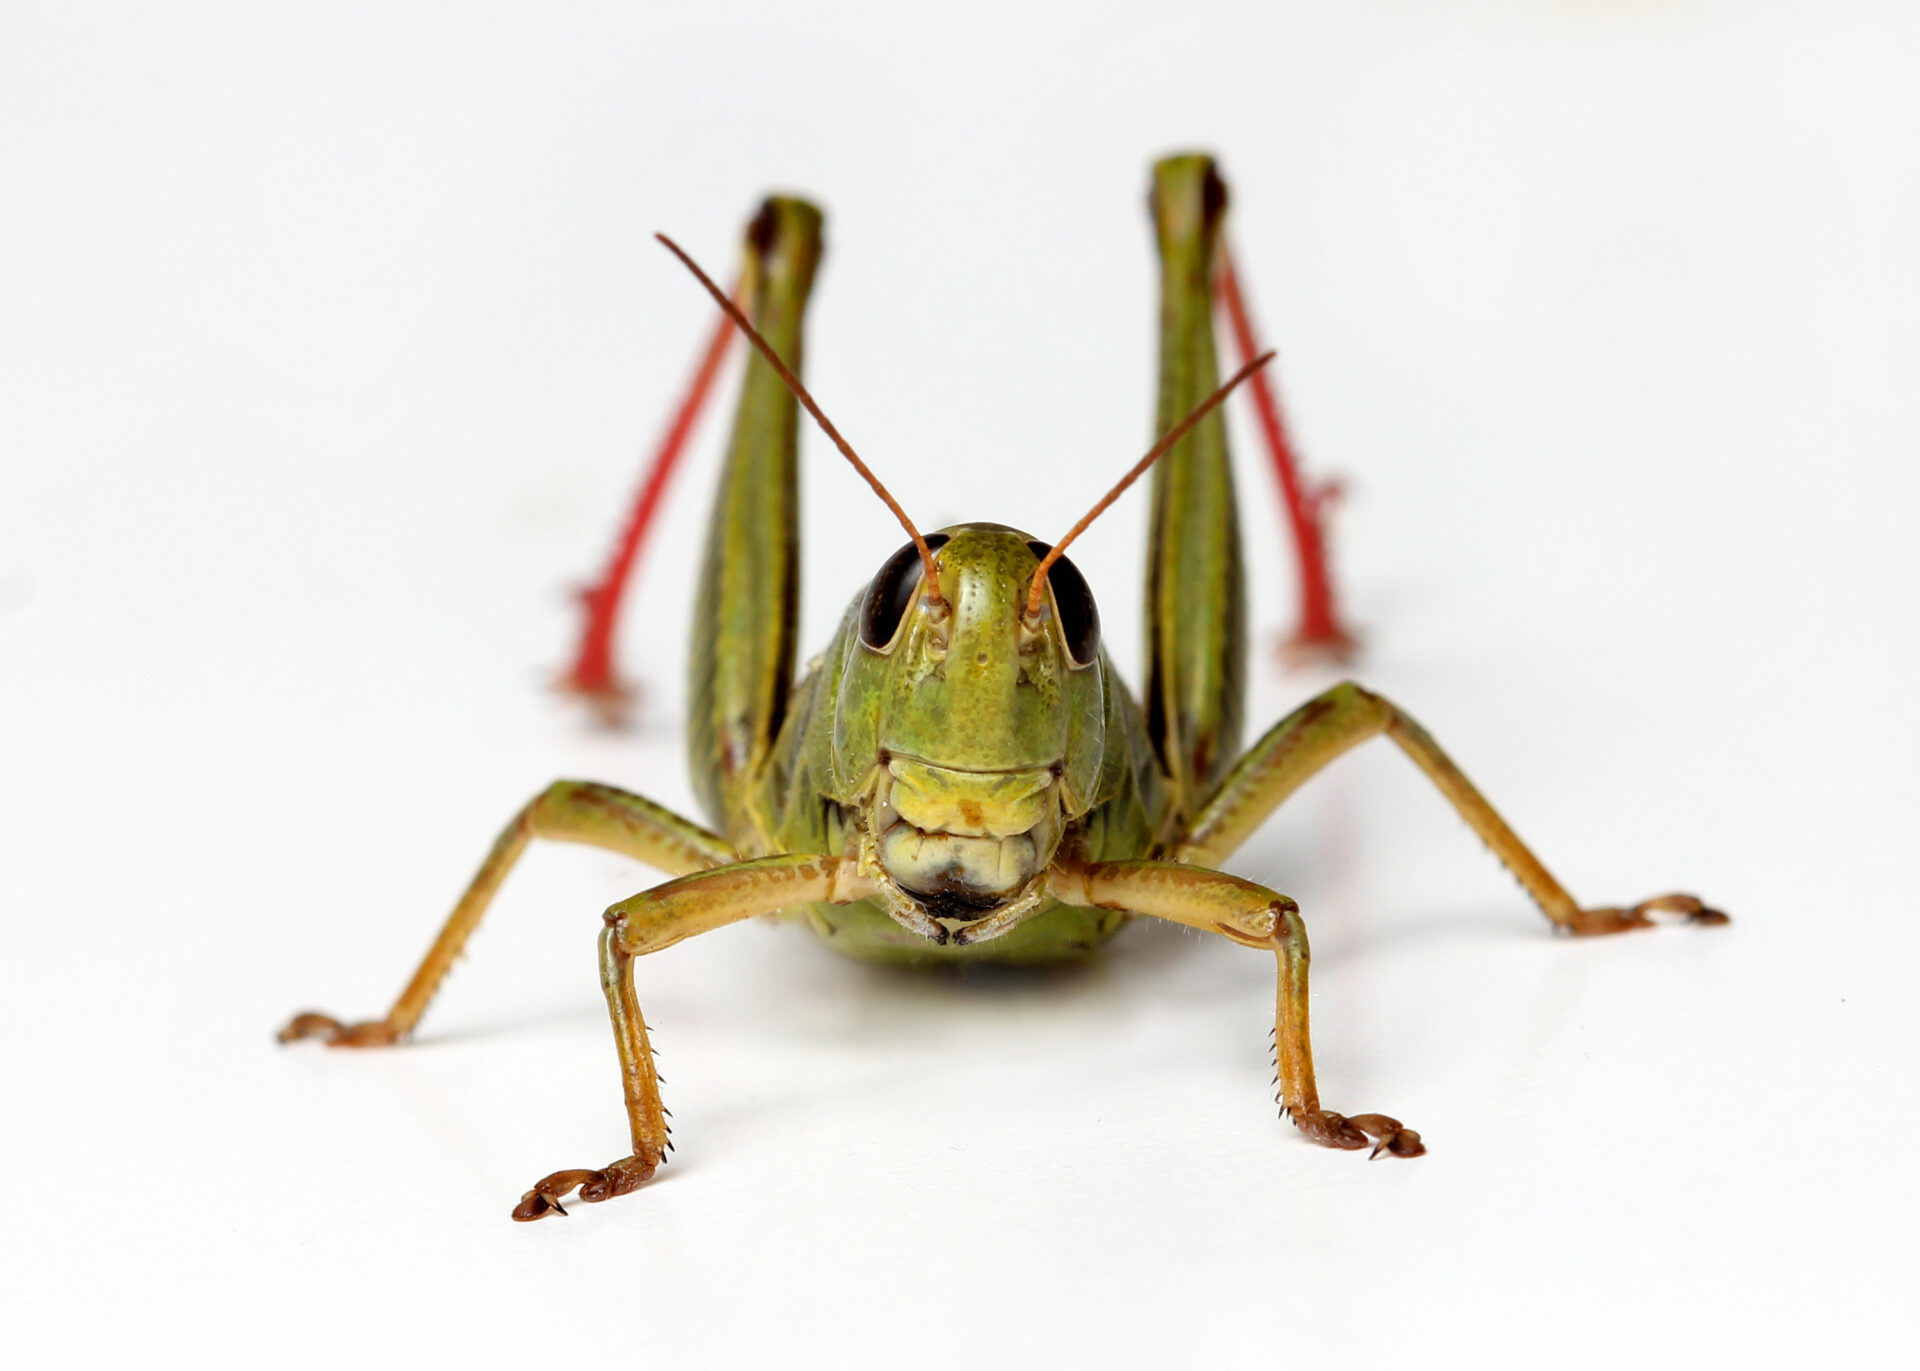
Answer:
512, 853, 870, 1221
1050, 860, 1423, 1160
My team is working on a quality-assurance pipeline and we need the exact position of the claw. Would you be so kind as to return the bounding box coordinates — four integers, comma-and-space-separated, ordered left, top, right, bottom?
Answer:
1569, 892, 1730, 937
277, 1012, 347, 1043
511, 1167, 602, 1222
1349, 1113, 1425, 1159
276, 1012, 404, 1048
511, 1190, 566, 1222
1633, 893, 1730, 926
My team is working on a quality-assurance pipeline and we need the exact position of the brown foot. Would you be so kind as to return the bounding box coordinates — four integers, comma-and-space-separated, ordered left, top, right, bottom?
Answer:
511, 1151, 660, 1222
276, 1012, 405, 1048
1291, 1107, 1425, 1159
1567, 892, 1731, 937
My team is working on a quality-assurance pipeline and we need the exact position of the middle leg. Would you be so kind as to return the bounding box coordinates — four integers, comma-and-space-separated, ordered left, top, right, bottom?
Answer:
1175, 681, 1727, 936
279, 781, 737, 1048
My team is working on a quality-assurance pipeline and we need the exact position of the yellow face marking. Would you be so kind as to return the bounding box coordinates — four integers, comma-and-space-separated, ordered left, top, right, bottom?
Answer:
885, 758, 1055, 839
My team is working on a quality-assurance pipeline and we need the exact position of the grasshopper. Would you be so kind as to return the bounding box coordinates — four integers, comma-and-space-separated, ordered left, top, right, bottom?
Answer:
281, 155, 1727, 1221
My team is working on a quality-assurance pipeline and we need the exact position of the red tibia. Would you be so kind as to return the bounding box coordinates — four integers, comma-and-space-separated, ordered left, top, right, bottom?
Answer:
559, 287, 740, 723
1215, 246, 1358, 664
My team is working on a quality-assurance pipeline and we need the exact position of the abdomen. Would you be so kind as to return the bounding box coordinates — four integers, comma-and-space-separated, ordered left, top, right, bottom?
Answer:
789, 897, 1129, 968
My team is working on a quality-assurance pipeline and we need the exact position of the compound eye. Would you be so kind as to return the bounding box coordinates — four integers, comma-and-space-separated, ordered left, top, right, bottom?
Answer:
860, 534, 949, 651
1026, 541, 1101, 666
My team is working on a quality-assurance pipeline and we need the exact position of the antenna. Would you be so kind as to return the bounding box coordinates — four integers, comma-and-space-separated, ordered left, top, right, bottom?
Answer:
1027, 351, 1275, 618
654, 232, 944, 609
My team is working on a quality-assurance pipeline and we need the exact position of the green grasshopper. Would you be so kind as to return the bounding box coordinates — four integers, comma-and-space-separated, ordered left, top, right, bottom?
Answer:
281, 154, 1727, 1221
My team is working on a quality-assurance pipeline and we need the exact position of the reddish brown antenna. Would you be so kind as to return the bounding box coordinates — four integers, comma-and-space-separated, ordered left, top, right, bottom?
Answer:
1027, 351, 1275, 619
655, 232, 944, 609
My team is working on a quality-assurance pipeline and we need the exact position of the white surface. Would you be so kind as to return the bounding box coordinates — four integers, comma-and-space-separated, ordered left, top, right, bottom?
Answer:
4, 1, 1917, 1365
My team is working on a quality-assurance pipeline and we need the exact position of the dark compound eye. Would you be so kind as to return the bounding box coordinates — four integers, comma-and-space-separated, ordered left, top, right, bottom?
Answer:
859, 534, 949, 651
1027, 541, 1100, 666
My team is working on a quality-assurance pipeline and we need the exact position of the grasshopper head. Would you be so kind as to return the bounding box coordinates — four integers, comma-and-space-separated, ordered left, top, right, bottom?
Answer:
833, 523, 1107, 944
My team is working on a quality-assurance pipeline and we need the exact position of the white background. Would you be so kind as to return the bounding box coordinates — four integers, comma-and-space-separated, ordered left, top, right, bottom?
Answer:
4, 1, 1916, 1365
